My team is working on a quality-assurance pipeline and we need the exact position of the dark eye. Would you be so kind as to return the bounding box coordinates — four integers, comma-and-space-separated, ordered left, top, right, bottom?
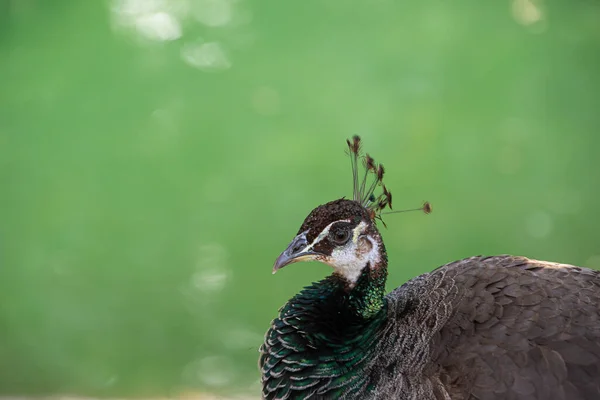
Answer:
329, 227, 350, 245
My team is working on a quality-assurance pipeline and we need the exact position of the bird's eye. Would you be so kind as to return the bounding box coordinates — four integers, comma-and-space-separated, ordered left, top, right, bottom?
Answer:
329, 228, 350, 245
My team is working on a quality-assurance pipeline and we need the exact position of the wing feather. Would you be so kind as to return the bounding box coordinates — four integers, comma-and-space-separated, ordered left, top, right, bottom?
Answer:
417, 256, 600, 400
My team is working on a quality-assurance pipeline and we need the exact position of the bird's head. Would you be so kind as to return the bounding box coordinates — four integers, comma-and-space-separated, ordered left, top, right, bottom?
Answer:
273, 136, 431, 287
273, 198, 385, 285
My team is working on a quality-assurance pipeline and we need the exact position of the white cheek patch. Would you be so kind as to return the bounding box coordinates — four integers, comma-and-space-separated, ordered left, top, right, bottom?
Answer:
330, 221, 381, 285
330, 246, 366, 285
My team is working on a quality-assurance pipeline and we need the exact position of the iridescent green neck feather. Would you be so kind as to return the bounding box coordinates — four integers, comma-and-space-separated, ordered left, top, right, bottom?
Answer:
260, 261, 388, 399
341, 262, 387, 320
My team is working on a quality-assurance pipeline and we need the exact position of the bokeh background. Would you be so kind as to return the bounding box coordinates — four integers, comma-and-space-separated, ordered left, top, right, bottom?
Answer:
1, 0, 599, 397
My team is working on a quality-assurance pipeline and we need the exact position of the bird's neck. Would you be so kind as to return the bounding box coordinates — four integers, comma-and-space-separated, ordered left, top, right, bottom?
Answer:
261, 261, 389, 398
336, 262, 388, 320
343, 237, 388, 320
285, 260, 388, 342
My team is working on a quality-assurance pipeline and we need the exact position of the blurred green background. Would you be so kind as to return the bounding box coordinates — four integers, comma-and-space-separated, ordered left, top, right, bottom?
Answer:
1, 0, 599, 397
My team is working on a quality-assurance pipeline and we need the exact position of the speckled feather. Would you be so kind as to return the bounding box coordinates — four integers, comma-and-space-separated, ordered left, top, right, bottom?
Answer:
261, 254, 600, 399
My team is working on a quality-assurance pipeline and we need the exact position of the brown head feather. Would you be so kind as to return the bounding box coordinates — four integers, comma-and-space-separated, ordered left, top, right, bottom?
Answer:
422, 201, 432, 214
376, 164, 385, 181
351, 135, 361, 154
298, 199, 369, 243
364, 154, 376, 171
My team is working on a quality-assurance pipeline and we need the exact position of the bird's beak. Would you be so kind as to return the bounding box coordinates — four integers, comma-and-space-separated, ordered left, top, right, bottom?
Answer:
273, 232, 319, 273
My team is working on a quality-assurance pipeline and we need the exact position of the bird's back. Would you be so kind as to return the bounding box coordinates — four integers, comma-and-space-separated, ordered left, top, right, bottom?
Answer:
376, 255, 600, 400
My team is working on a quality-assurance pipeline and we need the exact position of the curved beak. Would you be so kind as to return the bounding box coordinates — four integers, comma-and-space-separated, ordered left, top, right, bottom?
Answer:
273, 231, 319, 273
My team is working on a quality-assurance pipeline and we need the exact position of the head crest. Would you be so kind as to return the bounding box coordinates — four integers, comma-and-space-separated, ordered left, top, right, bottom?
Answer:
346, 135, 431, 223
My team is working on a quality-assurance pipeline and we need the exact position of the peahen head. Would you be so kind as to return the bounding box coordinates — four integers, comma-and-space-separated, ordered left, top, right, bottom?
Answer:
273, 136, 431, 288
273, 198, 385, 286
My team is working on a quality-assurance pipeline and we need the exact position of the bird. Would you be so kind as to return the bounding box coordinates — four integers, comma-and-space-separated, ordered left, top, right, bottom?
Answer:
259, 136, 600, 400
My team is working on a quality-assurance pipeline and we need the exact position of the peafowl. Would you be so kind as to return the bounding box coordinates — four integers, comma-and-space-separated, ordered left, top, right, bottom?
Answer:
259, 136, 600, 399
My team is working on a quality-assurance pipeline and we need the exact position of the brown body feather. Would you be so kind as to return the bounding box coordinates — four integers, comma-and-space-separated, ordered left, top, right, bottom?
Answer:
371, 255, 600, 399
